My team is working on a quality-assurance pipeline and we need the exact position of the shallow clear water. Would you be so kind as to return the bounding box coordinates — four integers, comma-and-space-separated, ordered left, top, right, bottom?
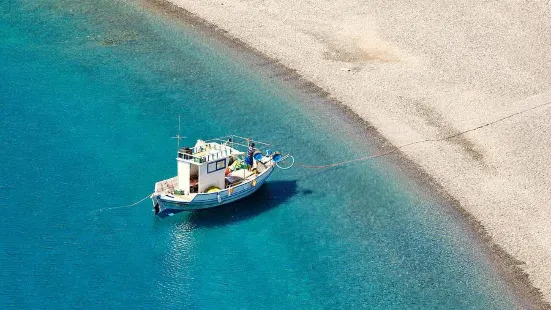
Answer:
1, 0, 524, 308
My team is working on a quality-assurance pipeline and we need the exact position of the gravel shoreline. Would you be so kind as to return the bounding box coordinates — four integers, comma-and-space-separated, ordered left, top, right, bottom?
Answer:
145, 0, 551, 306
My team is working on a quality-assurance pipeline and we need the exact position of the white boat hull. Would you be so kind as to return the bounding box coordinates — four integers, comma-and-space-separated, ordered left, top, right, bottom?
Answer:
152, 165, 274, 217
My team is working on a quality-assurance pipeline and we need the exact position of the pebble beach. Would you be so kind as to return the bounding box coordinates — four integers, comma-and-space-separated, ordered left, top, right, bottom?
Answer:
162, 0, 551, 303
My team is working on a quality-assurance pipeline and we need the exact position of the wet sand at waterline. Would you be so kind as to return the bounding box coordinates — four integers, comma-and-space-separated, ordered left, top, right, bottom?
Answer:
158, 0, 551, 305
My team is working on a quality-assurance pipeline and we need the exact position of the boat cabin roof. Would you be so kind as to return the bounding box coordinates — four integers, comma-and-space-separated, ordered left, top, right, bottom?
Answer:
177, 135, 272, 165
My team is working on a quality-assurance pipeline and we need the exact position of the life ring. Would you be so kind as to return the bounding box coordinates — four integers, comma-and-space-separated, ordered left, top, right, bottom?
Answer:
228, 187, 233, 196
251, 179, 257, 187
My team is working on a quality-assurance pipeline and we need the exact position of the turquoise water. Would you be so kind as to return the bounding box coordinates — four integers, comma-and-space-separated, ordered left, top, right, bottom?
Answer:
0, 0, 525, 308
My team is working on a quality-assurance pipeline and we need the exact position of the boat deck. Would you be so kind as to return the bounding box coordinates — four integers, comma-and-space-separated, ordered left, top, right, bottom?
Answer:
154, 167, 258, 197
154, 176, 178, 193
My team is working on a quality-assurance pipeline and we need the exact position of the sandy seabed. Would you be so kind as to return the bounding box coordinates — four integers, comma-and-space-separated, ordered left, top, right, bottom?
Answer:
152, 0, 551, 306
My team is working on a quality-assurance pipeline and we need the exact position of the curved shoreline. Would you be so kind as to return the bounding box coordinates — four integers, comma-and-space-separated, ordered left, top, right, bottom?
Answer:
142, 0, 551, 307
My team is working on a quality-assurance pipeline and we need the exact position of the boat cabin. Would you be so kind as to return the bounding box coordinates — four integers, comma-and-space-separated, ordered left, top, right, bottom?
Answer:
155, 136, 270, 196
175, 139, 239, 195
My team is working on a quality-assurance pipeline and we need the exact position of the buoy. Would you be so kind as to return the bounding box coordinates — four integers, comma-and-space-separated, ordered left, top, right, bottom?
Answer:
228, 187, 233, 196
253, 150, 263, 161
217, 193, 222, 203
272, 151, 282, 163
251, 179, 257, 187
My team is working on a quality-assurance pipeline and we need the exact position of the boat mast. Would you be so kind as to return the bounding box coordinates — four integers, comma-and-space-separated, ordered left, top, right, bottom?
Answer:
172, 115, 184, 151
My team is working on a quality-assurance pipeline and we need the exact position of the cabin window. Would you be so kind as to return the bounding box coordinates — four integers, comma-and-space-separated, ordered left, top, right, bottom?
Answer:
207, 159, 226, 173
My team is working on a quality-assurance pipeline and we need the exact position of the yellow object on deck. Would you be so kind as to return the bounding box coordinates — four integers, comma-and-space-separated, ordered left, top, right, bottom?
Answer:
205, 186, 221, 193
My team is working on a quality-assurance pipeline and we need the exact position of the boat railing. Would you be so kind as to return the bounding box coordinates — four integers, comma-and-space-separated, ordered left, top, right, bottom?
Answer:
206, 135, 272, 152
178, 142, 239, 163
178, 135, 271, 164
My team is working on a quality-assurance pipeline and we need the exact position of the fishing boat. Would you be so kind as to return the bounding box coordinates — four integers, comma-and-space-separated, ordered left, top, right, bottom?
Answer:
151, 135, 291, 217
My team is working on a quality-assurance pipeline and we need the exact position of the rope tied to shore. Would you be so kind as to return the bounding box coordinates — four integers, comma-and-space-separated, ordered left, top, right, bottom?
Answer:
294, 149, 398, 169
91, 100, 551, 212
294, 100, 551, 169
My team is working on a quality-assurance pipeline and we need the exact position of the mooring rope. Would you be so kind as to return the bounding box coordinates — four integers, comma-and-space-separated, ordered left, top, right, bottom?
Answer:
295, 149, 398, 169
92, 193, 152, 214
93, 100, 550, 211
294, 100, 551, 169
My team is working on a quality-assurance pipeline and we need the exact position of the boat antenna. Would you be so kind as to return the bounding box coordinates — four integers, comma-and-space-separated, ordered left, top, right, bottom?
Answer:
171, 115, 185, 150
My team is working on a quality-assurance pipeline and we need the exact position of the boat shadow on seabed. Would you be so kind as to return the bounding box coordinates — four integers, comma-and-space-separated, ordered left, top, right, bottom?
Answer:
165, 180, 306, 227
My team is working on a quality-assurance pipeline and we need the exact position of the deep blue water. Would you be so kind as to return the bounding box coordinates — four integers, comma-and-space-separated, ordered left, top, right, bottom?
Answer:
0, 0, 526, 308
